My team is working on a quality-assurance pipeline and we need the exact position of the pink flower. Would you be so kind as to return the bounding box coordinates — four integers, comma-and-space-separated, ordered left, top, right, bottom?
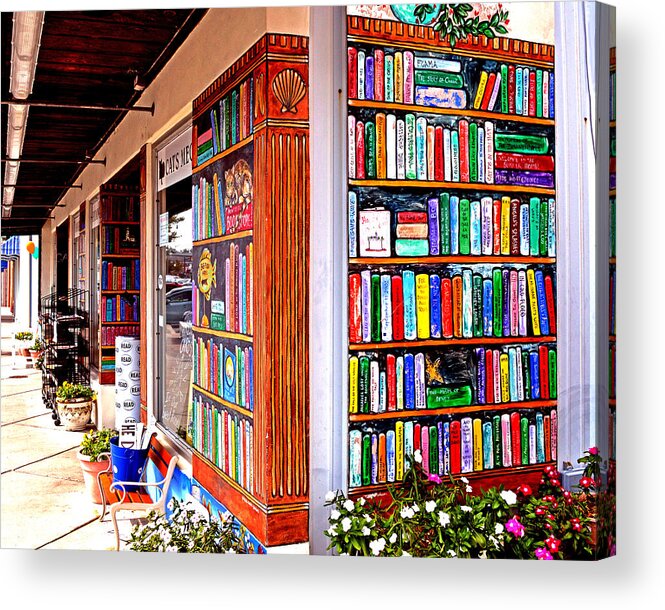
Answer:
427, 473, 443, 484
589, 447, 599, 455
535, 547, 553, 560
579, 476, 593, 489
517, 484, 532, 497
545, 536, 561, 553
505, 517, 525, 538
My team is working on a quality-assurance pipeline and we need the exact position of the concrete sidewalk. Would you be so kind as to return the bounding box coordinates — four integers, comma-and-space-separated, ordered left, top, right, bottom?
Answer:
1, 350, 133, 551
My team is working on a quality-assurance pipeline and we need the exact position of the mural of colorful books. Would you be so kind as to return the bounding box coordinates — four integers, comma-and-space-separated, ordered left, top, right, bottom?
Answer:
348, 408, 557, 488
347, 44, 554, 120
346, 15, 557, 496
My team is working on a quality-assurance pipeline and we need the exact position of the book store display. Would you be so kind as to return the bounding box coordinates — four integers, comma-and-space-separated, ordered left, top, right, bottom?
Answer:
346, 15, 557, 497
189, 34, 310, 546
98, 184, 141, 384
608, 48, 616, 462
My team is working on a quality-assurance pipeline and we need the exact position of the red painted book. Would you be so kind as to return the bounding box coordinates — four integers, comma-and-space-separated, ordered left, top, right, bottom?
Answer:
450, 420, 461, 474
414, 423, 421, 453
391, 275, 405, 340
494, 152, 555, 172
459, 119, 469, 182
348, 273, 362, 343
529, 71, 537, 117
348, 47, 358, 99
492, 199, 502, 255
486, 349, 494, 404
508, 65, 516, 114
511, 412, 521, 466
480, 72, 496, 110
544, 275, 556, 333
539, 345, 550, 399
441, 277, 453, 338
397, 211, 428, 224
374, 49, 384, 101
356, 121, 365, 178
434, 125, 444, 181
544, 415, 552, 462
378, 434, 387, 482
387, 354, 396, 411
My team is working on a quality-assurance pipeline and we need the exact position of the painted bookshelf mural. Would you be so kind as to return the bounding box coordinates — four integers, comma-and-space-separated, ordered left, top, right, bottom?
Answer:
345, 13, 557, 497
189, 34, 309, 547
608, 47, 616, 463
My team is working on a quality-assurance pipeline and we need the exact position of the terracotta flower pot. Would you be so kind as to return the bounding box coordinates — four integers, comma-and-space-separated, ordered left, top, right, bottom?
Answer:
57, 398, 94, 431
77, 451, 110, 504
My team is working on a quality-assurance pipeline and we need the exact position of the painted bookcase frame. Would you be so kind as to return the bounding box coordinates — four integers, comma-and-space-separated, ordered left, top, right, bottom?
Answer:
190, 33, 310, 547
345, 14, 558, 499
308, 3, 613, 554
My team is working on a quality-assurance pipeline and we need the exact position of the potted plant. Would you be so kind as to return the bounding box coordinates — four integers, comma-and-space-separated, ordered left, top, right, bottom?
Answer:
77, 428, 116, 504
56, 381, 96, 431
28, 337, 43, 366
14, 330, 33, 356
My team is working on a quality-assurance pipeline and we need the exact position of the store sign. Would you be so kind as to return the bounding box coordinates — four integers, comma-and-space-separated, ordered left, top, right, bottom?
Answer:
157, 126, 192, 192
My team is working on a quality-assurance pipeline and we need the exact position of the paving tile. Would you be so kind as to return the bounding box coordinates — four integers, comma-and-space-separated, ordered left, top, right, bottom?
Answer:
17, 448, 85, 484
1, 423, 82, 473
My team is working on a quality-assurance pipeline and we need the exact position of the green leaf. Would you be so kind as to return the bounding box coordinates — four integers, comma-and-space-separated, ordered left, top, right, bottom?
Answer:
496, 25, 508, 34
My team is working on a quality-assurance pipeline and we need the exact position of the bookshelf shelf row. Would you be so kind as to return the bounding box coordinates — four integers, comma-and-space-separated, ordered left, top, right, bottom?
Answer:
349, 399, 557, 422
101, 320, 139, 326
349, 335, 556, 351
101, 252, 140, 259
349, 179, 556, 196
348, 99, 555, 126
192, 383, 254, 420
192, 229, 253, 247
191, 326, 253, 343
194, 134, 254, 173
101, 289, 140, 295
349, 256, 556, 265
101, 220, 140, 226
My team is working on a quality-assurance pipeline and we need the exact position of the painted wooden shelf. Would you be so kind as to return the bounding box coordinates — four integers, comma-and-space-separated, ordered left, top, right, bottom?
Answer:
349, 335, 557, 351
349, 179, 555, 196
349, 255, 556, 265
101, 289, 140, 294
349, 99, 555, 126
192, 383, 254, 420
100, 220, 140, 225
192, 326, 253, 343
193, 229, 253, 246
194, 134, 254, 172
101, 252, 140, 258
349, 399, 558, 422
101, 320, 139, 325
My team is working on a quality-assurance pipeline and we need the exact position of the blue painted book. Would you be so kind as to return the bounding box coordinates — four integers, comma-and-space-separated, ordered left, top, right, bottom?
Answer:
404, 353, 415, 410
535, 270, 550, 335
476, 347, 486, 405
450, 195, 460, 254
536, 413, 545, 463
482, 278, 493, 336
502, 269, 511, 337
530, 351, 541, 399
428, 197, 440, 255
387, 430, 395, 482
365, 55, 374, 100
402, 270, 417, 340
429, 274, 442, 338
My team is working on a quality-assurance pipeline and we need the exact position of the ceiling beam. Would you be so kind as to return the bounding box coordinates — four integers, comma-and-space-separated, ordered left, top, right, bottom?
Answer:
1, 99, 155, 114
4, 184, 82, 189
2, 157, 106, 165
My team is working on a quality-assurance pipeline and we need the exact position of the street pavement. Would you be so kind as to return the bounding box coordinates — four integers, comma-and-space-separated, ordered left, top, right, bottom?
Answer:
1, 341, 133, 551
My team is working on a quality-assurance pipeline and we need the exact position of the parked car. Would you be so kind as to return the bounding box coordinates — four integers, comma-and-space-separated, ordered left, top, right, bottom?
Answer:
165, 285, 192, 327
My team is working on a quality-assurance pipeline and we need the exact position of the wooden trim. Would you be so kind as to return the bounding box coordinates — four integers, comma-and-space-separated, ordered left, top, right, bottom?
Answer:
349, 335, 557, 351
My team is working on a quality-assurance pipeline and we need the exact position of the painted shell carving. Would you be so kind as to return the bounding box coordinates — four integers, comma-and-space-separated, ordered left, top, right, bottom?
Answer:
254, 72, 266, 118
271, 68, 306, 113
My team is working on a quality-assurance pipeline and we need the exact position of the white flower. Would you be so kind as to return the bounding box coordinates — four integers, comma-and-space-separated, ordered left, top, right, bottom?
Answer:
166, 545, 178, 552
401, 550, 411, 557
362, 526, 371, 536
389, 533, 397, 544
325, 491, 336, 502
479, 550, 488, 559
167, 498, 175, 511
364, 514, 372, 523
466, 485, 473, 493
413, 449, 422, 463
489, 535, 500, 549
339, 552, 348, 556
495, 523, 504, 535
438, 511, 450, 527
341, 517, 352, 532
327, 525, 338, 536
425, 500, 437, 513
369, 537, 386, 556
343, 499, 355, 512
461, 477, 469, 484
500, 490, 517, 506
330, 509, 340, 521
359, 497, 366, 506
460, 505, 472, 513
448, 549, 457, 557
411, 504, 420, 513
226, 548, 236, 554
400, 506, 415, 519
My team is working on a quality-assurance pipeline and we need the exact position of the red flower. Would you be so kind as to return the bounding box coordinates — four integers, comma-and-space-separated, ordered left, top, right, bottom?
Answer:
550, 478, 561, 488
563, 490, 571, 499
535, 506, 546, 516
570, 518, 581, 532
589, 447, 599, 455
579, 476, 593, 488
545, 523, 552, 530
547, 514, 555, 520
543, 495, 555, 503
545, 536, 561, 553
544, 465, 555, 475
505, 19, 510, 25
517, 484, 532, 496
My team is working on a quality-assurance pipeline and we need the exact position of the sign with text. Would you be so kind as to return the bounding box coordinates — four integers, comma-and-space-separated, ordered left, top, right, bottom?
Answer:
158, 126, 192, 191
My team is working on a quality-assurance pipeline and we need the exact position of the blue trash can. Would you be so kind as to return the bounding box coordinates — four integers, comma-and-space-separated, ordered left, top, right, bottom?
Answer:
110, 436, 149, 493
